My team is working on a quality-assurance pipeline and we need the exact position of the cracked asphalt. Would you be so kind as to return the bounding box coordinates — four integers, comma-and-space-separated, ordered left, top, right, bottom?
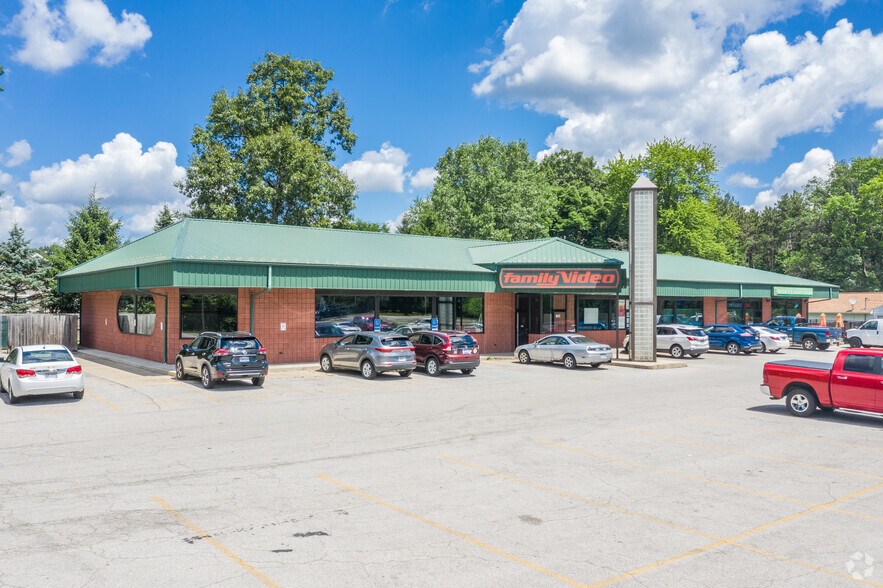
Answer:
1, 347, 881, 587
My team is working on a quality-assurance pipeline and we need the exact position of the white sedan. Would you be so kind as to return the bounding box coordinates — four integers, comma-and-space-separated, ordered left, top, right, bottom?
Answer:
749, 326, 790, 353
1, 345, 85, 404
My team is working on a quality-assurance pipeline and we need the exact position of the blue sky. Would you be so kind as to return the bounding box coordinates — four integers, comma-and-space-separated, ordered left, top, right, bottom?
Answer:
1, 0, 882, 245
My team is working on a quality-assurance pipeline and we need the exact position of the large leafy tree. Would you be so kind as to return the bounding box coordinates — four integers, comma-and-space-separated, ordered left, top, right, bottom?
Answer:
45, 190, 123, 312
400, 137, 555, 241
540, 150, 610, 248
0, 224, 48, 313
179, 53, 359, 226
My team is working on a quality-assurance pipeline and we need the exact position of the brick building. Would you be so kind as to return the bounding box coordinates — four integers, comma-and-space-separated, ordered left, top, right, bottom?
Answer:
57, 219, 837, 364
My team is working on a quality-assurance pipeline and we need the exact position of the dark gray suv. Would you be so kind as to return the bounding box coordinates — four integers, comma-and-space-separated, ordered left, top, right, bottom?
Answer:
175, 332, 269, 389
319, 333, 416, 379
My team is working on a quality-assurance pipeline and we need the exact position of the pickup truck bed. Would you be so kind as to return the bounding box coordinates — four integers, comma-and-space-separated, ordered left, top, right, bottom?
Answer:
765, 360, 832, 371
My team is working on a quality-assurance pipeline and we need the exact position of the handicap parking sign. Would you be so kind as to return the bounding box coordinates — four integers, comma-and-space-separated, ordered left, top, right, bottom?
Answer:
374, 318, 381, 331
431, 318, 438, 330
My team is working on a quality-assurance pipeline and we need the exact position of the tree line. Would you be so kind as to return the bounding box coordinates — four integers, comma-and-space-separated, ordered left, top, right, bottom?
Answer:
2, 53, 882, 314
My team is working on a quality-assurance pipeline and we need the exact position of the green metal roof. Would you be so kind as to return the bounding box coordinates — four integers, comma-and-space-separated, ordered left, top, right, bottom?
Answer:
56, 218, 837, 298
468, 238, 620, 267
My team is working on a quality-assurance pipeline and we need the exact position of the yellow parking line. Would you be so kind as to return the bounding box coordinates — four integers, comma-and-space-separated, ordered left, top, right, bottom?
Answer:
686, 417, 883, 453
622, 429, 883, 481
153, 496, 280, 588
84, 391, 122, 412
538, 441, 883, 524
442, 457, 883, 587
170, 381, 226, 403
315, 473, 588, 587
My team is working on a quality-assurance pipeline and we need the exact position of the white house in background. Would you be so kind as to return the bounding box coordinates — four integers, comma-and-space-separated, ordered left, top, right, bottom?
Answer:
808, 291, 883, 327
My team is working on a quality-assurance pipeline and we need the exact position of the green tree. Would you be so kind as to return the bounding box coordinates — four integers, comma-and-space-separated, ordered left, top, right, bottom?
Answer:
341, 218, 389, 233
153, 203, 185, 231
0, 224, 49, 312
540, 150, 610, 248
45, 190, 123, 312
400, 137, 555, 241
179, 53, 359, 227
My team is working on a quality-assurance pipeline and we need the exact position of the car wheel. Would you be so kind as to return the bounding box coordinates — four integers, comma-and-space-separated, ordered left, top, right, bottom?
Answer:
725, 341, 740, 355
802, 337, 817, 351
563, 354, 577, 369
201, 365, 214, 389
770, 349, 780, 353
518, 350, 531, 364
398, 370, 412, 377
760, 343, 767, 353
320, 354, 333, 373
425, 357, 440, 377
8, 381, 19, 404
360, 360, 376, 380
461, 368, 474, 375
689, 353, 701, 358
669, 344, 684, 359
251, 377, 264, 386
175, 359, 186, 380
849, 337, 863, 348
786, 388, 817, 417
73, 390, 84, 399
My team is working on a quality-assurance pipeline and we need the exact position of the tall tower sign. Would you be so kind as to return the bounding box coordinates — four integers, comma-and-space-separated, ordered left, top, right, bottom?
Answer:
629, 176, 658, 361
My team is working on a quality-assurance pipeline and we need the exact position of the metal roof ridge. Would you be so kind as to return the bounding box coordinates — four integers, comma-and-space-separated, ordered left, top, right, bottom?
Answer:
171, 217, 190, 260
466, 237, 554, 250
56, 220, 182, 277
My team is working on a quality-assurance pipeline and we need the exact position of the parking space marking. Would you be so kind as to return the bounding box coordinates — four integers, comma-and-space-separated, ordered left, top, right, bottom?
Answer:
538, 441, 883, 524
84, 391, 122, 412
170, 381, 227, 403
686, 417, 883, 453
315, 473, 588, 587
443, 457, 883, 587
152, 496, 280, 588
623, 429, 883, 481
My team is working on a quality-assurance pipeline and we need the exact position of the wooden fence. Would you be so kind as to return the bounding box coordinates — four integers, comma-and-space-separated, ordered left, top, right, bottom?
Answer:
1, 314, 79, 350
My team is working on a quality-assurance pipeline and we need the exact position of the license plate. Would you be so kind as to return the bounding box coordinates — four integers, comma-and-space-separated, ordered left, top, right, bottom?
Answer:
236, 356, 252, 363
44, 373, 58, 378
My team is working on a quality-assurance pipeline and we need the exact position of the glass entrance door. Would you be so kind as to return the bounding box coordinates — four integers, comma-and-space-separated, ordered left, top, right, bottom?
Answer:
515, 294, 541, 346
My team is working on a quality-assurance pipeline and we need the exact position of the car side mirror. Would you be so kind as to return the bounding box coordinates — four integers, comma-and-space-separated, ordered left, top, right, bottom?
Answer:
182, 344, 190, 350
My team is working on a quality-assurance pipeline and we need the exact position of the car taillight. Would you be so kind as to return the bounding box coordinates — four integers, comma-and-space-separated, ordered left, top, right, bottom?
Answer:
16, 369, 35, 377
825, 330, 830, 336
473, 347, 478, 354
213, 348, 230, 356
686, 336, 698, 341
66, 365, 82, 374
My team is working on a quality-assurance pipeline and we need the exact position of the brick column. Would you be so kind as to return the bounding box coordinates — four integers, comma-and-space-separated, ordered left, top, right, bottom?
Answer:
702, 297, 728, 324
474, 292, 515, 353
762, 298, 772, 322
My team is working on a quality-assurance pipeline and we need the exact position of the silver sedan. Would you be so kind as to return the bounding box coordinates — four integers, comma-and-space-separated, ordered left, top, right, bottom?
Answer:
1, 345, 85, 404
516, 334, 613, 369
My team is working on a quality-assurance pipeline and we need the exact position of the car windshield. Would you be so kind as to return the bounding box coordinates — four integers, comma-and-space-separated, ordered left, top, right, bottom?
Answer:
450, 335, 478, 347
381, 337, 411, 348
220, 338, 261, 351
22, 349, 74, 364
679, 328, 705, 337
568, 336, 597, 344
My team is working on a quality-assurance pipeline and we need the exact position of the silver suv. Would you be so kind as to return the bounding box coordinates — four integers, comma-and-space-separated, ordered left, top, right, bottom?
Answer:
319, 333, 416, 379
624, 325, 710, 358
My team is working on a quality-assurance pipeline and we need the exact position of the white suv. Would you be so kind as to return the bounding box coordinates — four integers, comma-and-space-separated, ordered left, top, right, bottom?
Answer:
624, 325, 710, 358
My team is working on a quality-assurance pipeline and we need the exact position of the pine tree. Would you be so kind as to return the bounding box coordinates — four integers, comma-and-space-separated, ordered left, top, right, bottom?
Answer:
153, 203, 184, 231
45, 189, 123, 312
0, 224, 49, 312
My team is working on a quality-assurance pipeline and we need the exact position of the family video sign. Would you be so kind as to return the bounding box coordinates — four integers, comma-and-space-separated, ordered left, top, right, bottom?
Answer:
499, 268, 620, 289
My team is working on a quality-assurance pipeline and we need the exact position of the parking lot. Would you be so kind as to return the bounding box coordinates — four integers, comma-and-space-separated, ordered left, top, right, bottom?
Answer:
1, 347, 881, 587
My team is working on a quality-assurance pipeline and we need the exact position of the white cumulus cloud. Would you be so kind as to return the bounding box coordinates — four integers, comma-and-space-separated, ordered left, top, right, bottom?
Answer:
4, 132, 186, 244
472, 1, 883, 164
748, 147, 834, 209
340, 142, 410, 193
409, 167, 438, 191
726, 172, 764, 189
7, 0, 152, 72
4, 140, 33, 167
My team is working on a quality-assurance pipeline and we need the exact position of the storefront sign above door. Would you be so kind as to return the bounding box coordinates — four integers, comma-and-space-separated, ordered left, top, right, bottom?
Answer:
499, 268, 620, 289
772, 286, 814, 297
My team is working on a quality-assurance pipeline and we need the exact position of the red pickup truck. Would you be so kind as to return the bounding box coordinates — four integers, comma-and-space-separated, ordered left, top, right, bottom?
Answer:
761, 348, 883, 417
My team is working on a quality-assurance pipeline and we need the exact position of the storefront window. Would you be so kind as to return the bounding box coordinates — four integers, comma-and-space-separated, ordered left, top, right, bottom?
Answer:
577, 298, 615, 330
657, 299, 703, 325
726, 299, 762, 324
117, 294, 156, 336
181, 294, 237, 338
379, 296, 433, 333
541, 295, 573, 333
315, 295, 376, 336
772, 298, 802, 318
438, 296, 485, 333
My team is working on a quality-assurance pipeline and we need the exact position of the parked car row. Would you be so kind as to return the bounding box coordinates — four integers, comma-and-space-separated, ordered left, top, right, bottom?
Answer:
623, 321, 793, 358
